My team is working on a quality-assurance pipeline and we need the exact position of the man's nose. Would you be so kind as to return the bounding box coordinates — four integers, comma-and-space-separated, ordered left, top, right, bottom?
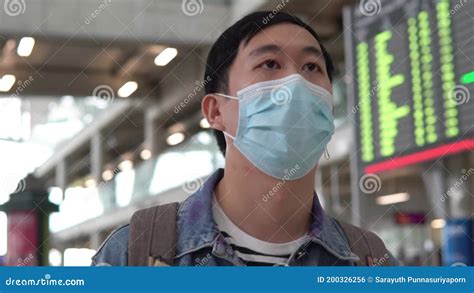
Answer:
280, 65, 302, 78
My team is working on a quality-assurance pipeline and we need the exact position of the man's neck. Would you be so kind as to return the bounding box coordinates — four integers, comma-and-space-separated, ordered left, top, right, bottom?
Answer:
214, 153, 316, 243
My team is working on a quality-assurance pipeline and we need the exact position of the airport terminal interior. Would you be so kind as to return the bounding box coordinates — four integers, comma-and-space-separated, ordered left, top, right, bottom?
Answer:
0, 0, 472, 266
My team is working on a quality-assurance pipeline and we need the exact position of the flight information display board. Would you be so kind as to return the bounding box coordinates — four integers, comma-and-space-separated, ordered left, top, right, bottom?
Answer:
345, 0, 474, 174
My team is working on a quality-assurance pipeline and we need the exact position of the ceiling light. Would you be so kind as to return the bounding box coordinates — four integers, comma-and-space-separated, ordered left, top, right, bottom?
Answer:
375, 192, 410, 205
199, 118, 210, 128
166, 132, 185, 145
431, 219, 446, 229
102, 169, 114, 181
0, 75, 16, 92
118, 159, 133, 171
117, 81, 138, 98
154, 47, 178, 66
140, 149, 152, 160
17, 37, 35, 57
85, 178, 97, 188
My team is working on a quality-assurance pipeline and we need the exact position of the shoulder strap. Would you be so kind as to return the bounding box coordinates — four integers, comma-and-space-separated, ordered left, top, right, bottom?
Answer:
128, 202, 179, 266
334, 219, 391, 266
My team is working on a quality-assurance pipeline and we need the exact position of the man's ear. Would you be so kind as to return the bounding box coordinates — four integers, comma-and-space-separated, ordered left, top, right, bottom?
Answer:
201, 94, 225, 132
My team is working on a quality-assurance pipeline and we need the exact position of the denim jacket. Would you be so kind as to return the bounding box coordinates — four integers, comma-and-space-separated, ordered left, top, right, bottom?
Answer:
91, 169, 397, 266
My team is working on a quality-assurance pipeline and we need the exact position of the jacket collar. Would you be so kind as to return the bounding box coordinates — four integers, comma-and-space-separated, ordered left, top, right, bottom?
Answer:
175, 169, 359, 261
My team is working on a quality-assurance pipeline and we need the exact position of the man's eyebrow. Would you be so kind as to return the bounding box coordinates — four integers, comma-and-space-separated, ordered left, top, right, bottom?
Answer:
248, 44, 324, 59
248, 44, 282, 57
302, 46, 324, 58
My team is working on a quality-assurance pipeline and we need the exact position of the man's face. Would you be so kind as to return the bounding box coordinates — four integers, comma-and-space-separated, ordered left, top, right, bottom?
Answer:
219, 23, 332, 138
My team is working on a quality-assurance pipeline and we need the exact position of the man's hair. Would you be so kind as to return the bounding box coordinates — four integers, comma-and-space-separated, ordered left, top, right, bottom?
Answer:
203, 11, 334, 156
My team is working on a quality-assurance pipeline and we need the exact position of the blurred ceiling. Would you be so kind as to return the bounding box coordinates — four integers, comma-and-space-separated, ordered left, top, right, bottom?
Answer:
0, 0, 360, 186
0, 0, 358, 98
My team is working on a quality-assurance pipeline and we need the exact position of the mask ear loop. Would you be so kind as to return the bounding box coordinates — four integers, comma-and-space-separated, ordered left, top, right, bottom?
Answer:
223, 131, 236, 140
215, 93, 238, 100
324, 147, 330, 160
215, 93, 238, 141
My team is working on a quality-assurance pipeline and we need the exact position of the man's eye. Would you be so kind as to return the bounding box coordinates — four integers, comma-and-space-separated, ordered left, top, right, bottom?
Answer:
261, 60, 280, 70
303, 62, 319, 72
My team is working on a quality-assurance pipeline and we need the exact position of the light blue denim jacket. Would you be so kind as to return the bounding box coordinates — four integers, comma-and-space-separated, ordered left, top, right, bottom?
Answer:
91, 169, 397, 266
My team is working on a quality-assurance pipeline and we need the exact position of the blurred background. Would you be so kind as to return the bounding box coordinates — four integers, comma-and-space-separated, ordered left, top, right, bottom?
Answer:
0, 0, 472, 267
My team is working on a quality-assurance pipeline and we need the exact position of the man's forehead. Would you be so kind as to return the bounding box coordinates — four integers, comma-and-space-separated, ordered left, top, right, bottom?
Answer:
240, 23, 322, 53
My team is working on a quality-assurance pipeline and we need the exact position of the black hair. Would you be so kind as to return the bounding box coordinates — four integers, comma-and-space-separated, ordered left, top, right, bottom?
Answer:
203, 11, 334, 156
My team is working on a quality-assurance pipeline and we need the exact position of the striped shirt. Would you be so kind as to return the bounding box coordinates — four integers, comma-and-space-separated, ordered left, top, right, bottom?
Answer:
212, 194, 309, 266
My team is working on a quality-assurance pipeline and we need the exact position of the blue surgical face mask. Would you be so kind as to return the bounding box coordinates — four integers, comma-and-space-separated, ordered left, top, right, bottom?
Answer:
216, 74, 335, 180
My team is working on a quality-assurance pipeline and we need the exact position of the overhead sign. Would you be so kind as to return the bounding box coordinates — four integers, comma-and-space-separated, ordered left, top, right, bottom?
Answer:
345, 0, 474, 174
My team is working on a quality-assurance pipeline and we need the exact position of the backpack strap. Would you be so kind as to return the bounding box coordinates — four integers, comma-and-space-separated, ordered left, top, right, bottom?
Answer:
128, 202, 179, 266
334, 219, 391, 266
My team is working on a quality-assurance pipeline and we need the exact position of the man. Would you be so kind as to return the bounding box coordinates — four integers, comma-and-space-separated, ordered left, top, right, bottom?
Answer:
92, 11, 398, 266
